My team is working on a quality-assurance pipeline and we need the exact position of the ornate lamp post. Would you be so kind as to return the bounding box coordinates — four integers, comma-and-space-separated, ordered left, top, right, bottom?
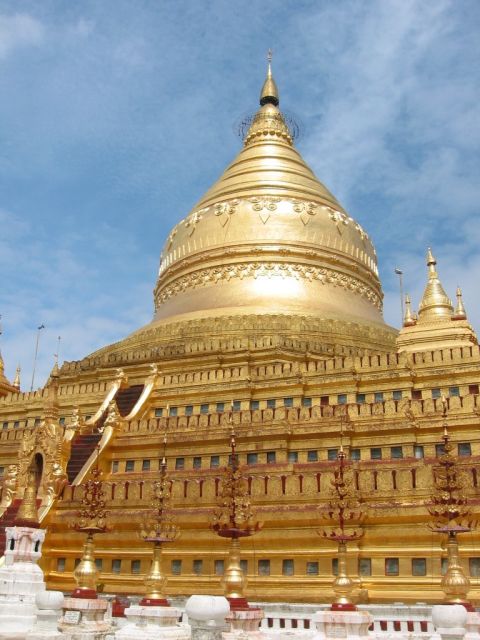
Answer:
139, 433, 178, 606
212, 423, 260, 609
73, 453, 107, 598
320, 445, 364, 610
428, 397, 475, 608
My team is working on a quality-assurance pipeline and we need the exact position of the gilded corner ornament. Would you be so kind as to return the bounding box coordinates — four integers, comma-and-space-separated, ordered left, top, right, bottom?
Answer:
184, 209, 206, 236
214, 200, 239, 227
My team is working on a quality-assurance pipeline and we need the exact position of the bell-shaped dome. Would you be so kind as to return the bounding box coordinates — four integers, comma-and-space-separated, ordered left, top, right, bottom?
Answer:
152, 63, 389, 339
83, 61, 397, 366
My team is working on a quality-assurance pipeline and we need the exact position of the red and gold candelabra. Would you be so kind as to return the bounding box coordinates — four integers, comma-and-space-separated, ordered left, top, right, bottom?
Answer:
139, 433, 178, 606
320, 446, 364, 610
428, 397, 475, 608
212, 422, 261, 609
73, 453, 108, 598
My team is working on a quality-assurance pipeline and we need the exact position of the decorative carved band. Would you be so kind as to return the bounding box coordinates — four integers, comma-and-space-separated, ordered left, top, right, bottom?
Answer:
159, 198, 374, 277
155, 260, 382, 309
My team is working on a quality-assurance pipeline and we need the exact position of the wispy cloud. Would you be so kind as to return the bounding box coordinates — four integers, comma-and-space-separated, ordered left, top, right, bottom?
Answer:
0, 12, 44, 59
0, 0, 478, 387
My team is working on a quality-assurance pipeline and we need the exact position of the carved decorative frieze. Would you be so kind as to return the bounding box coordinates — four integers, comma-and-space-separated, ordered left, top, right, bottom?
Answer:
155, 261, 382, 309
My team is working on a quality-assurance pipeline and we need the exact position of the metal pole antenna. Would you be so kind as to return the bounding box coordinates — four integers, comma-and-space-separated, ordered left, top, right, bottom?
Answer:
54, 335, 61, 365
30, 324, 45, 392
394, 268, 404, 326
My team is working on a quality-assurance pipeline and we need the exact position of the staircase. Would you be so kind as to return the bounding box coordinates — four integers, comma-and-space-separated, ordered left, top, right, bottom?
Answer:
115, 384, 144, 416
65, 385, 144, 484
66, 433, 102, 483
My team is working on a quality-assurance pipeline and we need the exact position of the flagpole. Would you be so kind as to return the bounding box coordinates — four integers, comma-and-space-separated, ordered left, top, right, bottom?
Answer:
394, 268, 404, 326
30, 325, 45, 392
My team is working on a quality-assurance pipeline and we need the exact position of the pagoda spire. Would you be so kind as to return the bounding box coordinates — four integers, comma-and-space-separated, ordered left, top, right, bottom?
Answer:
13, 365, 21, 390
403, 294, 416, 327
44, 359, 60, 421
243, 54, 292, 148
452, 286, 467, 321
260, 49, 279, 106
417, 248, 453, 322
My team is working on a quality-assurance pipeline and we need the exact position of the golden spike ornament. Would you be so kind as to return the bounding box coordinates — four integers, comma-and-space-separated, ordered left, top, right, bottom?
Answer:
428, 396, 475, 608
403, 294, 416, 327
453, 286, 467, 320
260, 48, 279, 107
319, 443, 364, 610
13, 365, 21, 390
73, 450, 108, 598
212, 415, 261, 608
139, 430, 178, 605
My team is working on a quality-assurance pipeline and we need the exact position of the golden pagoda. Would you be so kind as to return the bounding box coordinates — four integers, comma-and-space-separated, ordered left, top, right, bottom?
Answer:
0, 60, 479, 606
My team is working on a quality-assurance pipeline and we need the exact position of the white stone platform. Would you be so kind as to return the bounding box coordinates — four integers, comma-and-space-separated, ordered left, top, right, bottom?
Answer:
113, 605, 190, 640
58, 596, 113, 640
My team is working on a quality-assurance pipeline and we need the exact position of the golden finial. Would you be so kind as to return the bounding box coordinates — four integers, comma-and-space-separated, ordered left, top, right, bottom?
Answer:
260, 49, 279, 107
13, 365, 21, 390
403, 294, 416, 327
453, 286, 467, 320
418, 248, 453, 322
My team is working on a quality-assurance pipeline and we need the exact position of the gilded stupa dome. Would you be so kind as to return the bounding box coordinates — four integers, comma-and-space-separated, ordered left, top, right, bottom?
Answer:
152, 63, 388, 332
87, 61, 397, 364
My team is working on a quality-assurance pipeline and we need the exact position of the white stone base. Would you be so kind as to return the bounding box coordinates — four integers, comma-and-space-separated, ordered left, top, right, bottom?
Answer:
465, 611, 480, 640
58, 596, 113, 640
312, 609, 373, 640
0, 599, 37, 638
114, 605, 190, 640
26, 609, 64, 639
223, 608, 265, 640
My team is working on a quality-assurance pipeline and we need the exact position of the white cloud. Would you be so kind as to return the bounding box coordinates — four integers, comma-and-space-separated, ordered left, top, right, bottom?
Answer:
0, 0, 478, 388
0, 13, 44, 60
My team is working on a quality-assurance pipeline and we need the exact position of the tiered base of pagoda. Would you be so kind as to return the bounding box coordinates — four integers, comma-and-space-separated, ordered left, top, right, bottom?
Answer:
58, 596, 113, 640
114, 605, 190, 640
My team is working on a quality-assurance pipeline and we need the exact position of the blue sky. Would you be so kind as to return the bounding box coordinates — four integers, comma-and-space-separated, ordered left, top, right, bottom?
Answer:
0, 0, 479, 388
